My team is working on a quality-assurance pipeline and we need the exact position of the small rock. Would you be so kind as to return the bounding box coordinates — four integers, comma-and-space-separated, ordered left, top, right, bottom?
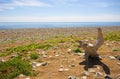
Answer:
43, 54, 47, 58
19, 74, 24, 77
81, 76, 87, 79
31, 62, 37, 68
60, 65, 64, 68
71, 64, 75, 67
41, 62, 47, 66
0, 58, 5, 62
89, 69, 96, 73
49, 55, 52, 58
64, 68, 69, 71
83, 71, 89, 76
68, 76, 73, 79
109, 56, 116, 60
55, 54, 59, 57
97, 66, 101, 70
71, 59, 76, 62
25, 77, 30, 79
95, 72, 103, 76
115, 55, 120, 60
41, 51, 45, 55
36, 63, 42, 67
117, 62, 120, 65
58, 68, 64, 72
68, 49, 72, 53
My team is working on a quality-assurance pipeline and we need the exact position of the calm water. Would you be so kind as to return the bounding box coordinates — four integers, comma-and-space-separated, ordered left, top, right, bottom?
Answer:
0, 22, 120, 29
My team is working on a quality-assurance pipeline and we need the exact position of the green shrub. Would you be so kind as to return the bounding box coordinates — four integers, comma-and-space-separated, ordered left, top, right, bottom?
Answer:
73, 48, 82, 53
105, 31, 120, 41
0, 43, 52, 57
30, 53, 38, 60
0, 56, 32, 79
112, 48, 120, 52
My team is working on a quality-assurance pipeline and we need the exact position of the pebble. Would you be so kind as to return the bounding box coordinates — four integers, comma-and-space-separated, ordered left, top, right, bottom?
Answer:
68, 49, 72, 53
97, 66, 101, 70
83, 71, 89, 76
109, 56, 116, 60
36, 63, 42, 67
58, 68, 64, 72
89, 69, 96, 73
71, 64, 75, 67
68, 76, 73, 79
19, 74, 24, 77
81, 76, 87, 79
25, 77, 30, 79
0, 58, 5, 62
117, 62, 120, 65
55, 54, 59, 57
42, 51, 45, 55
64, 68, 69, 71
115, 55, 120, 60
43, 54, 47, 58
41, 62, 47, 66
49, 55, 52, 58
95, 72, 103, 76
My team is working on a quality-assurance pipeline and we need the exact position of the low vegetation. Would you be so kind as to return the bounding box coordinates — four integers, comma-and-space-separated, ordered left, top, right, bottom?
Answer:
30, 52, 39, 60
105, 31, 120, 41
73, 48, 82, 53
0, 56, 33, 79
112, 48, 120, 52
0, 43, 52, 57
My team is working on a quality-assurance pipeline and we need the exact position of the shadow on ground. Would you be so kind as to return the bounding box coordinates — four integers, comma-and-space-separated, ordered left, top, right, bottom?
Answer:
79, 57, 110, 75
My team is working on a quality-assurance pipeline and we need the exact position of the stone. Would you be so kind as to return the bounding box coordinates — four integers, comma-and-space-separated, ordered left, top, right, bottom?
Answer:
49, 55, 52, 58
89, 69, 96, 73
42, 51, 45, 55
31, 62, 37, 68
83, 71, 89, 76
71, 64, 75, 67
55, 54, 59, 57
97, 66, 101, 70
95, 72, 103, 76
117, 62, 120, 65
58, 68, 64, 72
43, 54, 47, 58
64, 68, 69, 71
81, 76, 87, 79
36, 63, 42, 67
0, 58, 5, 62
19, 74, 24, 77
68, 76, 73, 79
115, 55, 120, 60
41, 62, 47, 66
25, 77, 30, 79
109, 56, 116, 60
68, 49, 72, 53
60, 65, 64, 68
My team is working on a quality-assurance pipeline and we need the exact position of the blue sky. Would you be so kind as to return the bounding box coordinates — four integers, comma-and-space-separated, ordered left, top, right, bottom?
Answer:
0, 0, 120, 22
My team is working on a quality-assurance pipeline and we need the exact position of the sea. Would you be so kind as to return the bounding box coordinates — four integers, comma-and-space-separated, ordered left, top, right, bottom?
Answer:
0, 22, 120, 29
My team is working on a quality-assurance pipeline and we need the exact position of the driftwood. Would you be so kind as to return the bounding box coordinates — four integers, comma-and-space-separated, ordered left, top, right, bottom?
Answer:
78, 28, 104, 70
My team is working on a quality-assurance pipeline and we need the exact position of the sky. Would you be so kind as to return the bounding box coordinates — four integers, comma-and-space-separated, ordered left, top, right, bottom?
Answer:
0, 0, 120, 22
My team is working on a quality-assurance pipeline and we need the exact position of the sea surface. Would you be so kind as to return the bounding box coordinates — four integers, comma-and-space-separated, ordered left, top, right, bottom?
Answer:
0, 22, 120, 29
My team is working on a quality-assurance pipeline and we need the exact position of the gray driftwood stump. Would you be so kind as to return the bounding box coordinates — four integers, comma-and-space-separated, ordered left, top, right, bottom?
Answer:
78, 28, 104, 70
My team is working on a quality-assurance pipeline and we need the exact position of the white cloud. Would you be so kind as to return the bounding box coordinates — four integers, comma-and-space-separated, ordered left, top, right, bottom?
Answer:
0, 14, 120, 22
0, 0, 51, 11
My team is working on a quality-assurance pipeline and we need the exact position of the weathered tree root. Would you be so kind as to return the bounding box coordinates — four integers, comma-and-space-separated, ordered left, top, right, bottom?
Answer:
78, 28, 104, 70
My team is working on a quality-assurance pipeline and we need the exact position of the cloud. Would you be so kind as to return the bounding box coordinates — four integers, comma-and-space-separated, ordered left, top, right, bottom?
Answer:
0, 0, 51, 11
0, 14, 120, 22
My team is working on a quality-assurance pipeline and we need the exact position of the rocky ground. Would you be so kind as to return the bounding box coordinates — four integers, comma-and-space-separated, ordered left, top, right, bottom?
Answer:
0, 26, 120, 79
